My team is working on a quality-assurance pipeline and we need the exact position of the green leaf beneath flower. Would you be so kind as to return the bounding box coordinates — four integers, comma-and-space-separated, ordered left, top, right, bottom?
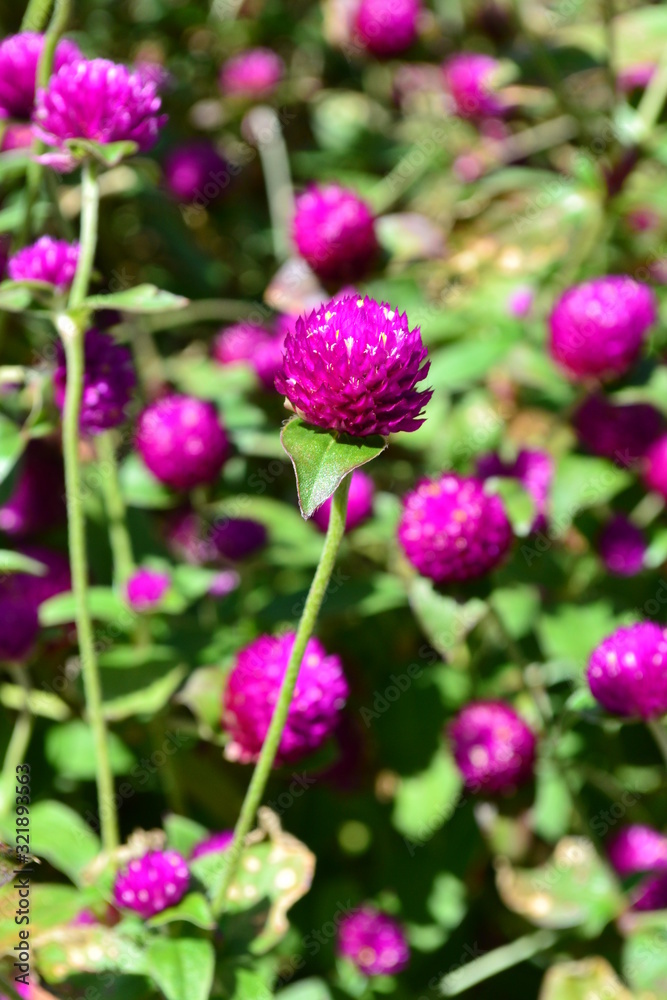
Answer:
83, 283, 189, 313
147, 891, 215, 930
146, 937, 215, 1000
65, 137, 139, 168
280, 417, 386, 519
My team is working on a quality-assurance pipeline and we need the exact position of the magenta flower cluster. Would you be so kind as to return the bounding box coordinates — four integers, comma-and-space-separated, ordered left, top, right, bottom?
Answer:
222, 633, 349, 765
275, 295, 432, 437
442, 53, 504, 118
354, 0, 421, 57
587, 623, 667, 719
477, 448, 553, 531
113, 850, 190, 919
163, 140, 229, 203
449, 700, 537, 794
54, 329, 136, 435
213, 321, 285, 390
608, 824, 667, 912
337, 905, 410, 976
0, 32, 80, 119
135, 395, 229, 492
292, 185, 378, 282
398, 474, 512, 584
125, 568, 171, 611
0, 440, 65, 538
219, 48, 284, 98
9, 236, 79, 291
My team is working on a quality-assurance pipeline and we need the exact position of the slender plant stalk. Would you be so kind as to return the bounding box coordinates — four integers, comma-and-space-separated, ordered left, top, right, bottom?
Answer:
647, 718, 667, 769
96, 431, 135, 587
212, 476, 351, 915
246, 106, 295, 261
21, 0, 53, 30
58, 159, 119, 852
638, 44, 667, 136
439, 929, 557, 995
0, 668, 34, 818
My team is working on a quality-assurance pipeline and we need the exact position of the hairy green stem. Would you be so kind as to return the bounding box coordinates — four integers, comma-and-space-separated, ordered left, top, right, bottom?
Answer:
212, 476, 351, 915
0, 668, 34, 818
21, 0, 52, 30
647, 718, 667, 770
439, 929, 557, 995
96, 431, 135, 587
58, 159, 119, 852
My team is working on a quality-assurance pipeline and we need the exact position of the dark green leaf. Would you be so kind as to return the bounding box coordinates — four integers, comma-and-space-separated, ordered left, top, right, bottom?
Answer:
392, 748, 463, 842
146, 937, 215, 1000
84, 284, 189, 313
39, 586, 131, 627
46, 721, 136, 779
280, 417, 386, 519
18, 801, 100, 885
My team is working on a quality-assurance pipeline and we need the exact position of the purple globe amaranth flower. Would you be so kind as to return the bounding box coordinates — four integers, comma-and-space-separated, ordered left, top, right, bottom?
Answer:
608, 824, 667, 878
275, 295, 431, 437
212, 322, 284, 390
125, 568, 171, 611
549, 276, 657, 381
0, 439, 66, 538
54, 329, 136, 435
449, 700, 537, 794
643, 435, 667, 500
574, 394, 664, 465
1, 122, 34, 151
313, 469, 375, 532
354, 0, 421, 57
164, 507, 218, 565
191, 830, 234, 859
135, 394, 230, 492
0, 32, 81, 119
33, 58, 167, 163
292, 185, 378, 283
222, 633, 349, 765
398, 474, 512, 584
338, 906, 410, 976
508, 286, 534, 319
8, 237, 79, 292
0, 544, 70, 661
219, 48, 284, 99
477, 449, 552, 532
113, 850, 190, 919
442, 53, 505, 119
587, 623, 667, 719
599, 516, 646, 576
163, 140, 230, 203
211, 518, 268, 562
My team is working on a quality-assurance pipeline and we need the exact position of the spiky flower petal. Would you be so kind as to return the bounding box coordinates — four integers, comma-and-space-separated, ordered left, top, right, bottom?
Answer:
0, 32, 80, 119
9, 236, 79, 291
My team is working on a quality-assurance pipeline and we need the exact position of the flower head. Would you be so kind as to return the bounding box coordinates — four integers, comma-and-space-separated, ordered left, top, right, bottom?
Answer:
0, 544, 70, 661
164, 508, 217, 565
125, 568, 171, 611
292, 185, 378, 282
0, 440, 65, 538
191, 830, 234, 859
163, 140, 230, 203
599, 516, 646, 576
222, 633, 349, 765
213, 321, 284, 390
313, 469, 375, 532
0, 32, 80, 119
211, 518, 268, 562
275, 295, 431, 437
477, 449, 552, 532
8, 236, 79, 292
608, 825, 667, 877
219, 47, 284, 99
338, 906, 410, 976
354, 0, 421, 57
449, 700, 537, 794
54, 329, 136, 435
643, 434, 667, 500
574, 394, 664, 464
398, 474, 512, 584
587, 623, 667, 719
442, 52, 504, 118
33, 58, 167, 162
135, 395, 230, 492
113, 850, 190, 919
549, 277, 656, 380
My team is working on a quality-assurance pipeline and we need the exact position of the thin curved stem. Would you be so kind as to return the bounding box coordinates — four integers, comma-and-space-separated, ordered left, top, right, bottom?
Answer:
58, 159, 119, 852
96, 431, 135, 588
0, 668, 34, 818
212, 476, 351, 915
21, 0, 53, 31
